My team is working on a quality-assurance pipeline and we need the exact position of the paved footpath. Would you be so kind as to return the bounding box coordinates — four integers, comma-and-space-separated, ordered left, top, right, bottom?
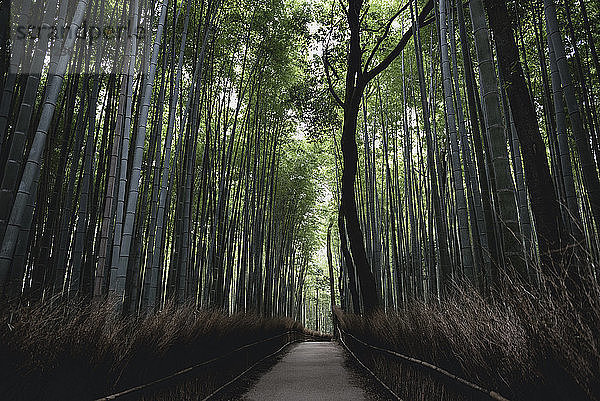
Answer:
241, 341, 368, 401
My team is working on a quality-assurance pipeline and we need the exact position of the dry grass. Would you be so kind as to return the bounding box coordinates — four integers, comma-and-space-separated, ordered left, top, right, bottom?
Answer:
336, 273, 600, 401
0, 299, 316, 400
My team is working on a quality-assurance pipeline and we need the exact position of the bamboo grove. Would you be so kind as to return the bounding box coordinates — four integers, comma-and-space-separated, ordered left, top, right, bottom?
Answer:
0, 0, 600, 324
0, 0, 325, 319
325, 0, 600, 314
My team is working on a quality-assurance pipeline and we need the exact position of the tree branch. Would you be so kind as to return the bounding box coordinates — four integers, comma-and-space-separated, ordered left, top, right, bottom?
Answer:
324, 52, 344, 108
339, 0, 347, 16
364, 1, 410, 73
365, 0, 433, 83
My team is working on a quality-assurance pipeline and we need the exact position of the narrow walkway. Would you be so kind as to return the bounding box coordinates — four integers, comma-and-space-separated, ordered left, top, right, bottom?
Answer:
241, 342, 367, 401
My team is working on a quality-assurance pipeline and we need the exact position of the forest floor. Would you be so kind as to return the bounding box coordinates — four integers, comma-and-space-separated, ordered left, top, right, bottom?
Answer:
335, 280, 600, 401
0, 300, 330, 401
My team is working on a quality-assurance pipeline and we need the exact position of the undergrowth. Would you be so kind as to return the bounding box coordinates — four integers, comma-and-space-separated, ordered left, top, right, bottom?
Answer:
0, 299, 318, 400
336, 272, 600, 401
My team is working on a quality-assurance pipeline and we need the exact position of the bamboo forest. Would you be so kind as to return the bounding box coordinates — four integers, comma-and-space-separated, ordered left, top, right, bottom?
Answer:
1, 0, 600, 399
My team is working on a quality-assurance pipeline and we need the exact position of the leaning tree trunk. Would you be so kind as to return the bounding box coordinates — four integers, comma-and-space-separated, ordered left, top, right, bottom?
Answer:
337, 0, 380, 313
0, 0, 89, 293
0, 0, 58, 245
334, 0, 434, 312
